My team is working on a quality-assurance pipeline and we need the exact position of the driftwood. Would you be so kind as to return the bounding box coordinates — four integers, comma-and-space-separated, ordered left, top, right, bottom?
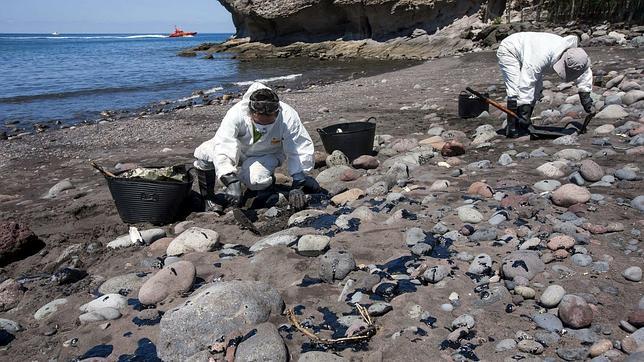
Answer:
287, 304, 377, 344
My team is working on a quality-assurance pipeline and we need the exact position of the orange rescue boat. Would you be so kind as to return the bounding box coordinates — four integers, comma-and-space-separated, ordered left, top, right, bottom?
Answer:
169, 26, 197, 38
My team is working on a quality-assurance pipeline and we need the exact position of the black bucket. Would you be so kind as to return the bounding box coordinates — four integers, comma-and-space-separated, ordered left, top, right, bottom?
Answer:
317, 117, 376, 161
458, 91, 489, 118
105, 166, 193, 225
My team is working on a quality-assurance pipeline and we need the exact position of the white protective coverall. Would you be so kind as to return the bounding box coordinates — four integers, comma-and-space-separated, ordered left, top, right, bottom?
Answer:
193, 82, 314, 191
497, 32, 593, 106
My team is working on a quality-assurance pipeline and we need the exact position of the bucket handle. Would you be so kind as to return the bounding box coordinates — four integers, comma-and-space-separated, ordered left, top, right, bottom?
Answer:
316, 116, 376, 135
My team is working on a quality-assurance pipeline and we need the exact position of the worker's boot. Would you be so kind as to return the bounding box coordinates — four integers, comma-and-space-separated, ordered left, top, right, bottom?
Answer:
505, 97, 519, 138
196, 168, 223, 213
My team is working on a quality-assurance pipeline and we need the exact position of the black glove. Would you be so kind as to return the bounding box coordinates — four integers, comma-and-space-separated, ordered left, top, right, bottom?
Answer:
288, 189, 307, 211
516, 104, 533, 127
292, 174, 320, 193
220, 173, 242, 207
579, 92, 595, 113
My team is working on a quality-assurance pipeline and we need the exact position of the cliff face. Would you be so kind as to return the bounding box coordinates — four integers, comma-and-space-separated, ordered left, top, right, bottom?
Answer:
217, 0, 507, 42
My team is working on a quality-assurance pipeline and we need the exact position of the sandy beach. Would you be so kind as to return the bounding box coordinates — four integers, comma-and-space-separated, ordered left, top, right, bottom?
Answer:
0, 45, 643, 361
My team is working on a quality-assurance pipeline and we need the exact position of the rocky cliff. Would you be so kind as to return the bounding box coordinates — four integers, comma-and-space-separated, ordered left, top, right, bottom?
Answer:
217, 0, 507, 42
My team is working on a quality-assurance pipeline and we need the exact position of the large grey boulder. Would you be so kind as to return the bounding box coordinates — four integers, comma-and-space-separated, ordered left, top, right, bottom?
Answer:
158, 281, 284, 361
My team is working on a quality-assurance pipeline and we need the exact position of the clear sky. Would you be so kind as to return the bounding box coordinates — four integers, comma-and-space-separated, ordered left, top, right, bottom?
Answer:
0, 0, 235, 33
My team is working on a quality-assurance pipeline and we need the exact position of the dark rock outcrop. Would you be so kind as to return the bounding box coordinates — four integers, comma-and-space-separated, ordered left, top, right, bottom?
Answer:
217, 0, 502, 43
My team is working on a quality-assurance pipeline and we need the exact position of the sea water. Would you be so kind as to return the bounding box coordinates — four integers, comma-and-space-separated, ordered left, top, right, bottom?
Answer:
0, 33, 414, 130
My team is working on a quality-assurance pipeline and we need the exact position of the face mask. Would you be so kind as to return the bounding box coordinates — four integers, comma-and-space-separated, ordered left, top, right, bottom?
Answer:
253, 121, 274, 135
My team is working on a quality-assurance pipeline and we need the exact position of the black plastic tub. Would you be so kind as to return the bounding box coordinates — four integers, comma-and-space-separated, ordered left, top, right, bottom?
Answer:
105, 166, 193, 225
458, 91, 489, 118
317, 117, 376, 161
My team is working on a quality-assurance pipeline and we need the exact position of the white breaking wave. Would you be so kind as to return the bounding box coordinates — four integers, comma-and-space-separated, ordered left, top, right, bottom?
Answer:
35, 34, 168, 40
234, 74, 302, 86
176, 86, 224, 102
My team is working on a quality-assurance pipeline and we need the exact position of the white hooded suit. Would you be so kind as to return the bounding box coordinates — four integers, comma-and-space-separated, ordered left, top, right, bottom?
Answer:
194, 82, 314, 191
497, 32, 593, 106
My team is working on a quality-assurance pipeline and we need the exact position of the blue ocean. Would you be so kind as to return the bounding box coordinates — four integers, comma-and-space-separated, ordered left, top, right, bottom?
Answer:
0, 33, 406, 129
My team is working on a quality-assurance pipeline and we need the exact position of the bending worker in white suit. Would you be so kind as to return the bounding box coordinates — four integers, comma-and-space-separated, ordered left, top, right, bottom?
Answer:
496, 32, 596, 138
193, 82, 319, 211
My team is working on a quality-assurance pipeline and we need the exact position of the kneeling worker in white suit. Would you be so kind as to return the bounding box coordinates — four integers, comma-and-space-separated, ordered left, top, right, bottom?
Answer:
496, 32, 596, 137
193, 82, 319, 211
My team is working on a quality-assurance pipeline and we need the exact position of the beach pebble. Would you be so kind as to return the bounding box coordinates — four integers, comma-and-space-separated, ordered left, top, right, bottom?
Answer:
0, 318, 22, 334
518, 339, 544, 354
79, 294, 127, 313
537, 161, 568, 178
615, 168, 638, 181
555, 149, 591, 161
515, 286, 536, 299
595, 104, 629, 119
547, 235, 576, 250
368, 302, 392, 317
467, 181, 493, 198
138, 261, 196, 305
422, 265, 450, 284
79, 307, 121, 324
451, 314, 475, 329
299, 352, 348, 362
319, 250, 355, 283
457, 206, 483, 223
622, 266, 642, 282
0, 278, 23, 312
42, 178, 74, 199
559, 294, 593, 328
580, 160, 604, 181
551, 184, 591, 207
468, 254, 492, 275
572, 253, 593, 267
405, 227, 426, 247
495, 339, 517, 352
501, 251, 545, 281
34, 298, 68, 320
297, 235, 330, 256
326, 150, 349, 167
352, 155, 379, 169
532, 313, 564, 332
533, 179, 561, 192
631, 195, 644, 212
235, 322, 287, 362
166, 227, 220, 256
540, 285, 566, 307
429, 179, 450, 191
98, 273, 150, 295
589, 339, 613, 357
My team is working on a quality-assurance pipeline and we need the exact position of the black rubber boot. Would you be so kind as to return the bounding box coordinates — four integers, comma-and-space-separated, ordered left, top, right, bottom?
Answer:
506, 97, 518, 138
196, 169, 222, 212
516, 104, 534, 137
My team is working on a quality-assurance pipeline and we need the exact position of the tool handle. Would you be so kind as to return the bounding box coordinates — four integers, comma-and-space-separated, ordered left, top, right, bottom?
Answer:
466, 87, 520, 118
90, 161, 116, 178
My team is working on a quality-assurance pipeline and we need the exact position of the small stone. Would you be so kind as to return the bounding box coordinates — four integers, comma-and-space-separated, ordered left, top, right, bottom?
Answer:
457, 206, 484, 223
330, 188, 365, 205
595, 104, 629, 119
166, 227, 220, 256
537, 161, 568, 178
496, 339, 517, 352
559, 294, 593, 329
532, 313, 564, 332
589, 339, 613, 357
518, 339, 544, 354
515, 286, 536, 299
534, 179, 561, 192
326, 150, 350, 167
451, 314, 475, 329
79, 294, 127, 313
580, 160, 604, 182
547, 235, 576, 250
551, 184, 592, 207
34, 298, 68, 320
0, 278, 24, 312
368, 302, 392, 317
319, 250, 355, 283
441, 141, 465, 157
422, 265, 450, 284
297, 235, 331, 256
138, 261, 196, 305
540, 285, 566, 307
623, 266, 642, 282
42, 178, 74, 199
352, 155, 379, 169
467, 182, 493, 198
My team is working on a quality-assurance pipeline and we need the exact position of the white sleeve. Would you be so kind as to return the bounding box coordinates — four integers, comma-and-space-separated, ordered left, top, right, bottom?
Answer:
281, 109, 314, 176
575, 68, 593, 93
211, 107, 244, 176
